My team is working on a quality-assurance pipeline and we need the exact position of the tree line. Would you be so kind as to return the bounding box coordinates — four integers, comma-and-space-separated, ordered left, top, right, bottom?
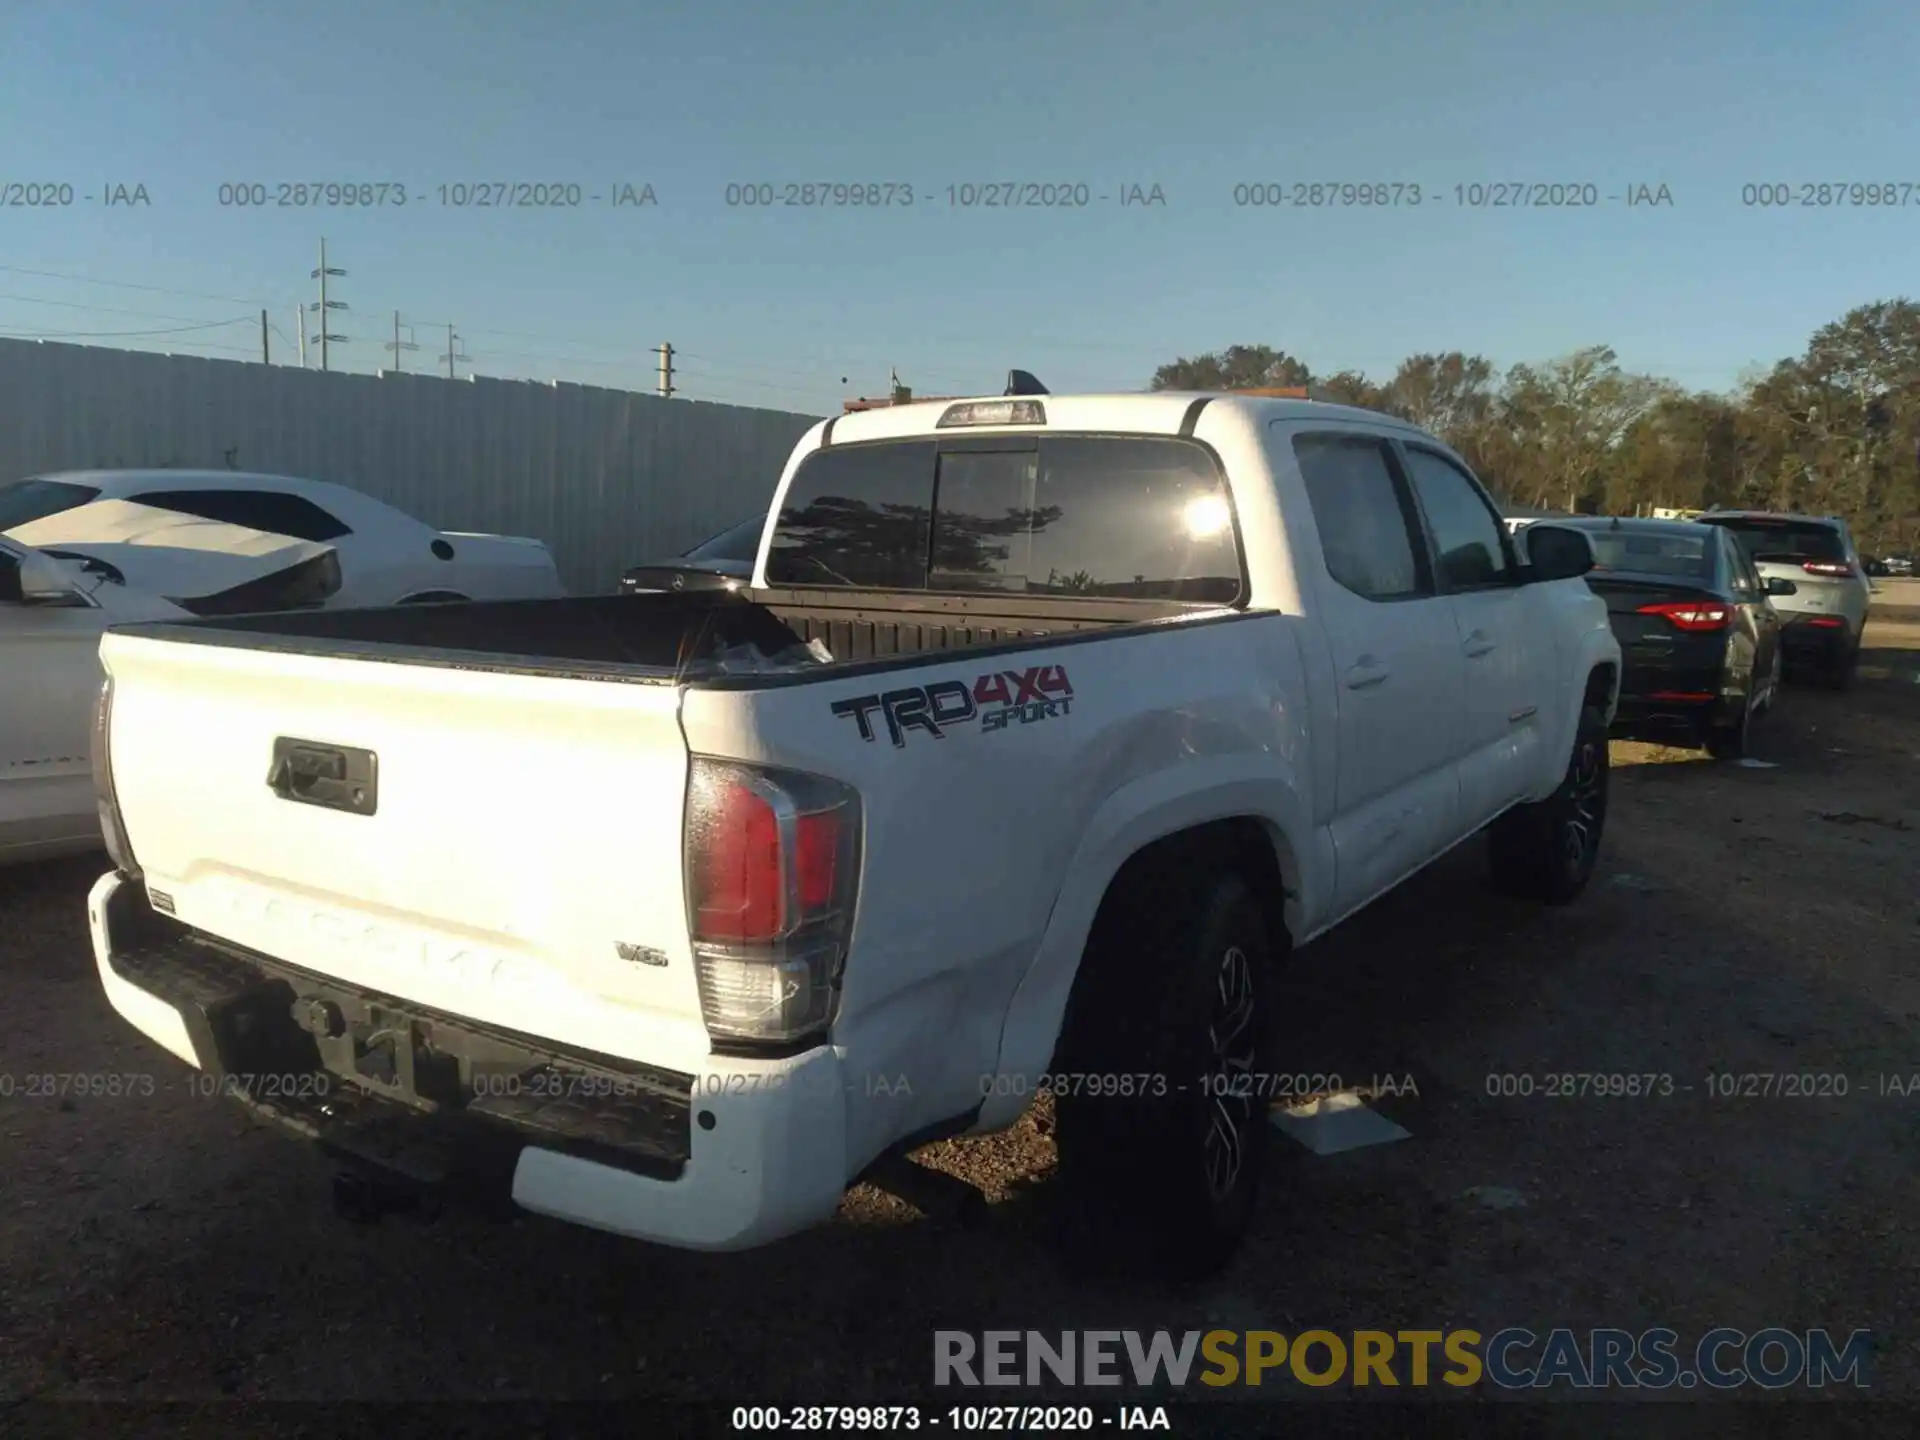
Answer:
1149, 299, 1920, 554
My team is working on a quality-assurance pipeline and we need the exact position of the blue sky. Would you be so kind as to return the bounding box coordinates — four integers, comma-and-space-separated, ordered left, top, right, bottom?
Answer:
2, 0, 1916, 415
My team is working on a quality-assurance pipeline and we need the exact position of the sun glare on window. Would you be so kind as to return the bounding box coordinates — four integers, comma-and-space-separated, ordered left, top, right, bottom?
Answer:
1183, 493, 1231, 540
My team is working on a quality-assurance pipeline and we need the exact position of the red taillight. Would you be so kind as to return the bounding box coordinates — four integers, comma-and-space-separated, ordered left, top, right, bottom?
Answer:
683, 760, 862, 1046
1801, 561, 1853, 578
795, 810, 840, 911
1803, 615, 1845, 628
690, 779, 783, 941
1636, 600, 1730, 632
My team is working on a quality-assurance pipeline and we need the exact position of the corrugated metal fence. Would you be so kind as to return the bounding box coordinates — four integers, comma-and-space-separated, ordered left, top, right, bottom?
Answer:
0, 338, 823, 593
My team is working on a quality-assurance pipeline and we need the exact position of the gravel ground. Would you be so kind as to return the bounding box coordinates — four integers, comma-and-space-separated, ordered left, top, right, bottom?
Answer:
1, 612, 1916, 1429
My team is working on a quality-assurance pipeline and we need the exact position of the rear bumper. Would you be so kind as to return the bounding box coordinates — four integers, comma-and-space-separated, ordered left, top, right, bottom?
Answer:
1778, 617, 1853, 659
88, 871, 850, 1250
1611, 693, 1733, 734
1610, 658, 1742, 735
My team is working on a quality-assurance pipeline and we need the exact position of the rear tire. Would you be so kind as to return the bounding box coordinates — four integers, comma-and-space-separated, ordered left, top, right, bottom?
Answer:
1755, 647, 1783, 715
1704, 688, 1754, 760
1487, 704, 1609, 904
1051, 862, 1278, 1282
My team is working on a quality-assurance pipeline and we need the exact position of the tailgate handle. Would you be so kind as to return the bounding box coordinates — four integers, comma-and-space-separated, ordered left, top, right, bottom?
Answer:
268, 738, 378, 816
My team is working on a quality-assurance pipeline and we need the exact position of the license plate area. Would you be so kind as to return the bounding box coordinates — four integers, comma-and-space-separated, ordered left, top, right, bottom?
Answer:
102, 893, 695, 1180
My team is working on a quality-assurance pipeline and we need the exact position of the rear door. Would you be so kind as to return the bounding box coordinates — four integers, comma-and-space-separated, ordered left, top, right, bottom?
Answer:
1286, 429, 1464, 919
1396, 444, 1547, 831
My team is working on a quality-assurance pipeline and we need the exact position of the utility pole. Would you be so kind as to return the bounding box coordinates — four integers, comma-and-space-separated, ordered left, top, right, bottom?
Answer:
385, 311, 420, 374
307, 238, 349, 372
439, 323, 469, 379
297, 304, 307, 367
655, 341, 675, 398
260, 309, 269, 364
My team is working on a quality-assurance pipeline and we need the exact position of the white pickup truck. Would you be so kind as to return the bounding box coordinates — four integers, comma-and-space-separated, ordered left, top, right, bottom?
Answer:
88, 387, 1619, 1278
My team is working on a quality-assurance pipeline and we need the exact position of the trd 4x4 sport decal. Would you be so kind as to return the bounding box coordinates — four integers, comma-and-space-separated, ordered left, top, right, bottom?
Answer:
831, 664, 1074, 748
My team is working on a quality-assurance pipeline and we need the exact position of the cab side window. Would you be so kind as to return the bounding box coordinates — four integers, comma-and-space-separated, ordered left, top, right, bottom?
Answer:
1291, 433, 1430, 602
1399, 447, 1512, 590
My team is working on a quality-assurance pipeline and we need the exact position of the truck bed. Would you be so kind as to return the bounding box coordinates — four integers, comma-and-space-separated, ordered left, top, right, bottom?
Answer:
119, 587, 1219, 682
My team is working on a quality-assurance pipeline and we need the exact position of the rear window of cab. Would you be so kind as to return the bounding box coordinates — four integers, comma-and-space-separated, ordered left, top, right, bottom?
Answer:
765, 435, 1243, 603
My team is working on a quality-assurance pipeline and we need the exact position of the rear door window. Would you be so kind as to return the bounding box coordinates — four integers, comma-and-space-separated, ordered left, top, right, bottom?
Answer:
1292, 434, 1430, 601
131, 489, 353, 542
931, 437, 1242, 602
763, 441, 937, 589
0, 478, 101, 529
1719, 533, 1756, 598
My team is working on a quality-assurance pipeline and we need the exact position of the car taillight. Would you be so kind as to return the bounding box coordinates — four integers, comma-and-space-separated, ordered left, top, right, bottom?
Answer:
1636, 600, 1730, 632
91, 676, 140, 877
1801, 560, 1853, 578
684, 759, 860, 1048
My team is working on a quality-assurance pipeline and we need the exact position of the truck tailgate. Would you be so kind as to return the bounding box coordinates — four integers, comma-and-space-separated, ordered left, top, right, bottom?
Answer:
100, 630, 710, 1071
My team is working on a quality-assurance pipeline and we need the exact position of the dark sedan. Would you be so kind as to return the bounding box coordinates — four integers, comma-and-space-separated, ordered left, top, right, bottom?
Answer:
1557, 517, 1796, 759
619, 516, 761, 594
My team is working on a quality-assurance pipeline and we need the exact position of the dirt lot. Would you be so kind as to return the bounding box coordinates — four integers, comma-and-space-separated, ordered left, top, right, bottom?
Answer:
2, 605, 1917, 1426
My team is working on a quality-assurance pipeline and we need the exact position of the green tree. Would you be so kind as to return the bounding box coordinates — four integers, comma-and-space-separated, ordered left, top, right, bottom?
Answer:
1145, 299, 1920, 550
1150, 345, 1312, 392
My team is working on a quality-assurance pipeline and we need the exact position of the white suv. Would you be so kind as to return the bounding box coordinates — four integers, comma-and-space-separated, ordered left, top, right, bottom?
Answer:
1695, 511, 1872, 689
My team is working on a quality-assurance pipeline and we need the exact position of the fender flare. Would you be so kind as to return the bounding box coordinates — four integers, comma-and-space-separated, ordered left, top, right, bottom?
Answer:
1529, 629, 1621, 802
975, 757, 1314, 1131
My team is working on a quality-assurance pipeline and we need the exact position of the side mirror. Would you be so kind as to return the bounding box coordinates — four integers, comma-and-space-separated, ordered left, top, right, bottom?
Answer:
1521, 523, 1595, 582
13, 550, 89, 607
1766, 576, 1798, 597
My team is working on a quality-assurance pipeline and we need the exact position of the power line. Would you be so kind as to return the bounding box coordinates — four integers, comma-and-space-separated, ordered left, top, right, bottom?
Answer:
0, 263, 271, 307
673, 365, 828, 397
0, 292, 254, 326
0, 317, 258, 339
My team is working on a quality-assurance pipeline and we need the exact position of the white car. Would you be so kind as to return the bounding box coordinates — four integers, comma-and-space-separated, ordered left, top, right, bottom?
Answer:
1694, 510, 1874, 689
87, 386, 1619, 1278
1, 528, 340, 864
1, 470, 565, 608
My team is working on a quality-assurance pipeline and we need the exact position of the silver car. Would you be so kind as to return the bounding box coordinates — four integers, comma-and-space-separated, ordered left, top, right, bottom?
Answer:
1694, 510, 1872, 689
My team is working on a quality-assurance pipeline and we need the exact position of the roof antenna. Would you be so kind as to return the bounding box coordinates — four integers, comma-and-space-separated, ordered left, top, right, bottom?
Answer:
1004, 369, 1049, 397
